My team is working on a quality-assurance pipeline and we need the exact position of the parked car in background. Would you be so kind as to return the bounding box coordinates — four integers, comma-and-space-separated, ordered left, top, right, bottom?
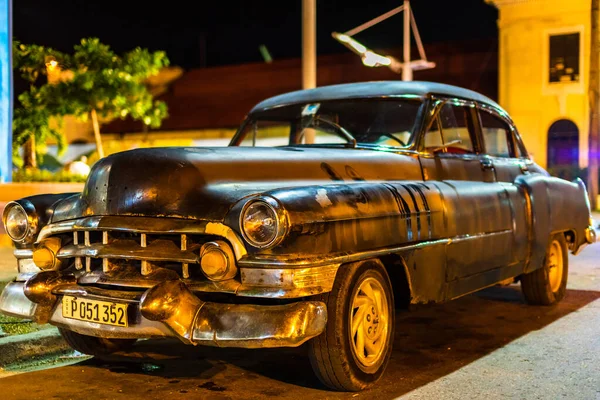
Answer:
1, 81, 595, 391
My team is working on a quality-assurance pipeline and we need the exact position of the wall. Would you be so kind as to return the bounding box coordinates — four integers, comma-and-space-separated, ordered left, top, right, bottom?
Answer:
493, 0, 590, 168
102, 39, 498, 137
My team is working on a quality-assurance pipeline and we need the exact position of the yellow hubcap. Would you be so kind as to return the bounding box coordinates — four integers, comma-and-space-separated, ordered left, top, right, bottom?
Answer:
547, 239, 563, 293
350, 276, 389, 370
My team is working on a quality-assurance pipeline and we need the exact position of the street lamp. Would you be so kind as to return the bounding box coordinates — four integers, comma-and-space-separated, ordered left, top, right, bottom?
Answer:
332, 0, 435, 81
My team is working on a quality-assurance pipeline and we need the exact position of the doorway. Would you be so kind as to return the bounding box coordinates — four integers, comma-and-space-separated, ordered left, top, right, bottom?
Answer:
547, 119, 579, 172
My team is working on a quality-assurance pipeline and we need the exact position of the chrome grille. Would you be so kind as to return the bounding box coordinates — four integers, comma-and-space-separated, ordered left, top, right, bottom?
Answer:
58, 230, 205, 279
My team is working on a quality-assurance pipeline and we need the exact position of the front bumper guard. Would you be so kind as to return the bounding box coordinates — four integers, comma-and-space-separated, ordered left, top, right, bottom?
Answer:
0, 273, 327, 349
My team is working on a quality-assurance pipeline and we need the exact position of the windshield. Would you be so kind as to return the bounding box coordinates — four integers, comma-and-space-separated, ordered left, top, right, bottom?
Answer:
231, 98, 423, 148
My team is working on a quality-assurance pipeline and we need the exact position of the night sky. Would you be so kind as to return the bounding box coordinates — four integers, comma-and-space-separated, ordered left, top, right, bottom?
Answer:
14, 0, 498, 69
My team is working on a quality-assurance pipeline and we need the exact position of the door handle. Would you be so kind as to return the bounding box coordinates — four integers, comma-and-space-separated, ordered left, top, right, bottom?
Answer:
480, 158, 494, 170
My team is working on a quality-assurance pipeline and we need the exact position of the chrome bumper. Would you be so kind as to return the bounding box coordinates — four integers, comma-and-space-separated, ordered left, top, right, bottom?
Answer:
585, 225, 597, 244
0, 278, 327, 348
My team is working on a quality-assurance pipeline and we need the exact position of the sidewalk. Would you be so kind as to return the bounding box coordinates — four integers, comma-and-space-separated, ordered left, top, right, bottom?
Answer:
0, 247, 15, 282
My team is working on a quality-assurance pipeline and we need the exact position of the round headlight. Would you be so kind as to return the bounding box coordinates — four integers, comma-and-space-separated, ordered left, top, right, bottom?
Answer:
4, 204, 29, 241
240, 199, 285, 248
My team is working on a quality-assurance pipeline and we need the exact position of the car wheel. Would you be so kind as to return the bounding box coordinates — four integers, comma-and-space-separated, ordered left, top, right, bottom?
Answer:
521, 234, 568, 305
59, 328, 137, 356
308, 259, 394, 391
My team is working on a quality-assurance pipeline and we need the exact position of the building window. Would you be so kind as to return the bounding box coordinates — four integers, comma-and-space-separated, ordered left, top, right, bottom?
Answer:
549, 33, 580, 83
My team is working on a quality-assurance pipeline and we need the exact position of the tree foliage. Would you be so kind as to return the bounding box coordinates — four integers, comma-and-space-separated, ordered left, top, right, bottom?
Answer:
53, 38, 169, 127
12, 40, 68, 166
12, 38, 170, 166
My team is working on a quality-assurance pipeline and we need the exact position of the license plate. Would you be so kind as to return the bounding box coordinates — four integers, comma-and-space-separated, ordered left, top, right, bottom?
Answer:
62, 296, 128, 327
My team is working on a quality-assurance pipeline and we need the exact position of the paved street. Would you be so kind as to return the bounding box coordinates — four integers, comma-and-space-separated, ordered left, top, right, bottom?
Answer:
0, 242, 599, 399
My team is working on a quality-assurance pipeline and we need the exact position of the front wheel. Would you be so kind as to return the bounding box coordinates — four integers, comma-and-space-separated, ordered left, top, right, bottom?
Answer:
308, 259, 394, 391
521, 234, 568, 305
59, 328, 137, 356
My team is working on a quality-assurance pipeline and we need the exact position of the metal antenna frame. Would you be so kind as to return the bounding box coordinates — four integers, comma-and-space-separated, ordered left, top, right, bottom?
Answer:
332, 1, 435, 80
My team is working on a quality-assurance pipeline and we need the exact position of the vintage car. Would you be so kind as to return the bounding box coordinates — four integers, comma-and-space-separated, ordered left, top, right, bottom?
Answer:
0, 81, 596, 391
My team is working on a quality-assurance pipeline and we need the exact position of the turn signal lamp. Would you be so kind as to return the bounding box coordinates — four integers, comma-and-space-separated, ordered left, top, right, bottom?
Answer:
33, 237, 63, 270
200, 241, 237, 281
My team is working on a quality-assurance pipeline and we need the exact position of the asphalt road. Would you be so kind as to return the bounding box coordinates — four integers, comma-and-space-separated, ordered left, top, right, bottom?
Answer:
0, 243, 599, 399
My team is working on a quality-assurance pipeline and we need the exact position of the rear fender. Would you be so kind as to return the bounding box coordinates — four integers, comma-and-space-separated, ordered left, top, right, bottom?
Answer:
515, 175, 591, 272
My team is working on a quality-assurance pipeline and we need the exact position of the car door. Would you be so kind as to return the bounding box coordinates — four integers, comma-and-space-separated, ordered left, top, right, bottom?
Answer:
418, 98, 514, 285
477, 106, 530, 267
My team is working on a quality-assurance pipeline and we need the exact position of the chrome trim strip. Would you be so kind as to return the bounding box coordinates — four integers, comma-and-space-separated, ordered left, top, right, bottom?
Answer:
52, 284, 144, 301
14, 249, 33, 259
240, 230, 513, 268
239, 264, 338, 298
37, 216, 247, 259
57, 242, 199, 264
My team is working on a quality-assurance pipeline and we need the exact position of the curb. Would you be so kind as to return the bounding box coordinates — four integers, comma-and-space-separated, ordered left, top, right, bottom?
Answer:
0, 328, 70, 368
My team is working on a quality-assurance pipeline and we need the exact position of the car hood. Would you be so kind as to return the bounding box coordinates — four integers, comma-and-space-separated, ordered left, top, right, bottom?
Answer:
51, 146, 422, 223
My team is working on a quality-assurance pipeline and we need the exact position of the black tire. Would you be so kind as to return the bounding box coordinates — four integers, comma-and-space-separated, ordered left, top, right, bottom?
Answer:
308, 259, 395, 391
59, 328, 137, 356
521, 234, 568, 305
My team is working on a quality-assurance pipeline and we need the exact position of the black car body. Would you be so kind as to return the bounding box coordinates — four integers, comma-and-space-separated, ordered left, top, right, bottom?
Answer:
1, 81, 595, 391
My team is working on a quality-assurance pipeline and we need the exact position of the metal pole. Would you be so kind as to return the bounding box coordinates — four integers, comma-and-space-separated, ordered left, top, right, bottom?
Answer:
344, 5, 404, 37
402, 0, 413, 81
302, 0, 316, 89
588, 0, 599, 209
0, 0, 12, 182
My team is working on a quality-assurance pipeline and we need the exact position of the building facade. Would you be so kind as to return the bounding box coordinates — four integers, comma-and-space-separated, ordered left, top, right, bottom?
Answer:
488, 0, 592, 172
102, 39, 498, 140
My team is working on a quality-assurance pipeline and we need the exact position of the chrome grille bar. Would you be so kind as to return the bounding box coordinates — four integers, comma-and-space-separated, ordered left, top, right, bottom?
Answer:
182, 234, 189, 279
140, 233, 149, 275
73, 232, 83, 270
102, 231, 110, 272
84, 231, 91, 272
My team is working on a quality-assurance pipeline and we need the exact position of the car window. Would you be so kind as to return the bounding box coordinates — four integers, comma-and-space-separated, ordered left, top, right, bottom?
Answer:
239, 121, 291, 147
423, 117, 444, 150
232, 99, 423, 148
438, 104, 475, 153
295, 125, 347, 145
480, 110, 512, 158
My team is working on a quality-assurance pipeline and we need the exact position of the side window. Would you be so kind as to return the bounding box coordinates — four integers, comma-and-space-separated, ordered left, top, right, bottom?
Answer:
439, 104, 475, 153
423, 103, 475, 154
423, 118, 443, 149
479, 111, 511, 158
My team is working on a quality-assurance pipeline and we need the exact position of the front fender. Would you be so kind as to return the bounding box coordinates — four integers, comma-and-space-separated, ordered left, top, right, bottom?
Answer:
226, 181, 445, 259
4, 193, 79, 247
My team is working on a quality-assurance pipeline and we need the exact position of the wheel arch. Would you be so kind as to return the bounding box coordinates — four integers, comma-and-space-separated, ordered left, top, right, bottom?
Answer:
378, 254, 412, 309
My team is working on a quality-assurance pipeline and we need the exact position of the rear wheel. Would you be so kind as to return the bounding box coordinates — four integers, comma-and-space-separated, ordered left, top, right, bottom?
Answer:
521, 234, 568, 305
59, 328, 137, 356
308, 259, 394, 391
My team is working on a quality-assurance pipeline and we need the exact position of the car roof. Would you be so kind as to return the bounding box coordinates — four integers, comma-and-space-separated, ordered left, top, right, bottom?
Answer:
250, 81, 504, 114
